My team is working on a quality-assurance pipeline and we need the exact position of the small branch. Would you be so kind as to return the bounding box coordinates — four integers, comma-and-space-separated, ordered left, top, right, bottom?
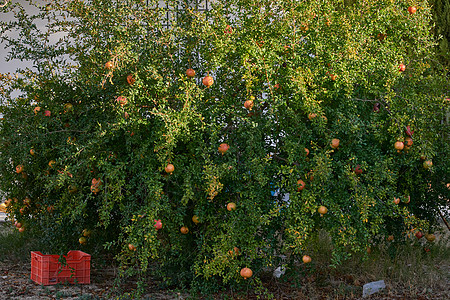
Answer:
44, 130, 86, 135
353, 98, 379, 102
437, 208, 450, 231
271, 154, 299, 166
0, 0, 9, 8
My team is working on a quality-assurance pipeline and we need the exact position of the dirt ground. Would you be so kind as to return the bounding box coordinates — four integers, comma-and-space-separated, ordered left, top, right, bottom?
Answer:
1, 258, 449, 300
0, 260, 189, 299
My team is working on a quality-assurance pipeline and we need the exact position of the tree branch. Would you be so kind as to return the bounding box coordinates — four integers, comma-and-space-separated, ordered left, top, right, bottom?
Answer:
271, 154, 299, 166
0, 0, 9, 8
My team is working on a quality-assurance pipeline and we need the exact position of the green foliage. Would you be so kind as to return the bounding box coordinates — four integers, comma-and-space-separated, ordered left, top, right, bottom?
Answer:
0, 0, 448, 296
432, 0, 450, 67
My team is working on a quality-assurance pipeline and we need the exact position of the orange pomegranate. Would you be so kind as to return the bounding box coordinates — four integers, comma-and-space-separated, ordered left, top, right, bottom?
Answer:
318, 205, 328, 215
244, 99, 254, 110
104, 61, 113, 69
405, 137, 413, 147
15, 165, 24, 174
227, 202, 237, 211
308, 113, 317, 120
202, 75, 214, 87
186, 68, 196, 78
126, 74, 135, 85
394, 141, 404, 151
240, 267, 253, 279
297, 179, 306, 191
218, 143, 230, 155
302, 255, 311, 263
91, 178, 102, 194
165, 163, 175, 173
304, 148, 310, 156
331, 138, 340, 149
423, 160, 433, 169
192, 215, 200, 224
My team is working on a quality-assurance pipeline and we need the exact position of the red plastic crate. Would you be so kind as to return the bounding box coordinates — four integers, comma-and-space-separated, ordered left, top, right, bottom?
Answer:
30, 251, 91, 285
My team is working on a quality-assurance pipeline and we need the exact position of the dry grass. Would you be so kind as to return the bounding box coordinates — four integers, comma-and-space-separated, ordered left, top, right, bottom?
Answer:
284, 227, 450, 299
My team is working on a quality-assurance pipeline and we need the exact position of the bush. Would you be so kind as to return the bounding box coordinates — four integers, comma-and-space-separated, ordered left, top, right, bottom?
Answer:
0, 0, 448, 296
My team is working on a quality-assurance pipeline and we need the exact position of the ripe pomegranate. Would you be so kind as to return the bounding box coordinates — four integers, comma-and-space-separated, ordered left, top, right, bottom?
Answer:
393, 197, 400, 205
331, 138, 340, 149
16, 165, 24, 174
244, 99, 254, 110
180, 226, 189, 234
425, 234, 435, 242
227, 202, 237, 211
202, 75, 214, 87
405, 195, 411, 204
165, 163, 175, 173
302, 255, 311, 263
318, 206, 328, 215
308, 171, 314, 181
240, 267, 253, 279
91, 178, 102, 194
128, 244, 137, 251
218, 143, 230, 155
192, 215, 200, 224
354, 165, 363, 175
423, 160, 432, 169
308, 113, 317, 120
30, 149, 36, 156
405, 137, 413, 147
373, 102, 381, 112
405, 126, 414, 137
297, 179, 306, 191
105, 61, 113, 69
186, 68, 195, 78
394, 141, 404, 151
154, 219, 162, 230
116, 96, 128, 106
408, 6, 416, 14
126, 74, 135, 85
399, 64, 406, 72
224, 24, 232, 34
228, 247, 240, 256
18, 227, 25, 233
415, 231, 424, 239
